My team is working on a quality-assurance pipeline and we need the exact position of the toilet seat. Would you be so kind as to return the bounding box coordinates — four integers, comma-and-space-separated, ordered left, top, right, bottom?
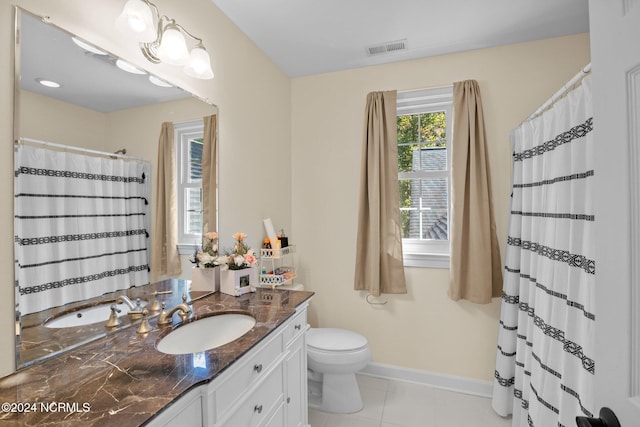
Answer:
307, 328, 368, 352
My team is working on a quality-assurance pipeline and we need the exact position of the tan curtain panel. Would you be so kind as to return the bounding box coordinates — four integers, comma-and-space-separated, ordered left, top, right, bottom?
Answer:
202, 114, 217, 233
151, 122, 182, 279
354, 90, 407, 297
449, 80, 502, 303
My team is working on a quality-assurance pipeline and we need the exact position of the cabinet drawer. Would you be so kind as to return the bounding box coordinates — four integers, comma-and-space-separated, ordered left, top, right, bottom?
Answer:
282, 309, 307, 345
222, 364, 284, 427
215, 333, 284, 418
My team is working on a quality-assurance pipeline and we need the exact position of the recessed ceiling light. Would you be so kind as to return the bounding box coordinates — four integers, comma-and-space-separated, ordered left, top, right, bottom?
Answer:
115, 59, 147, 75
71, 37, 107, 55
36, 78, 61, 88
149, 75, 173, 87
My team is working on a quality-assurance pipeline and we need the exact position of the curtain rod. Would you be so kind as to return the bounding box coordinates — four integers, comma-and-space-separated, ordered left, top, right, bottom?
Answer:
524, 63, 591, 122
16, 137, 150, 163
397, 83, 453, 94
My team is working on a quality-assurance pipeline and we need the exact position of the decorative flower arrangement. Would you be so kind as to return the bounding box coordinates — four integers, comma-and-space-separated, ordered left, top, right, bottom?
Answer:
191, 231, 220, 268
219, 232, 257, 270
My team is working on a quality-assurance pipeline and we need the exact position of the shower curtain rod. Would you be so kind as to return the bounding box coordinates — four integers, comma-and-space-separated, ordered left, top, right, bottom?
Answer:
524, 63, 591, 122
16, 137, 150, 163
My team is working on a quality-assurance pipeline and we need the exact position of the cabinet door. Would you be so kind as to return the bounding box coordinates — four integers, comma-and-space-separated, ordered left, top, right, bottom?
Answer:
285, 335, 307, 427
146, 387, 204, 427
163, 397, 202, 427
264, 402, 285, 427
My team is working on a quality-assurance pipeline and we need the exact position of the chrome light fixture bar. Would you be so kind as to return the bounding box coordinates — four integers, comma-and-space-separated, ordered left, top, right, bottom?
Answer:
116, 0, 214, 79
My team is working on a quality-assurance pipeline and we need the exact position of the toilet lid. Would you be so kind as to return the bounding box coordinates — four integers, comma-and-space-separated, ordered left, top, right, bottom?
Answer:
307, 328, 368, 351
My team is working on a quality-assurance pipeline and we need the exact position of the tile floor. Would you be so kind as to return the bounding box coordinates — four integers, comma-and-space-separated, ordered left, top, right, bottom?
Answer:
308, 374, 512, 427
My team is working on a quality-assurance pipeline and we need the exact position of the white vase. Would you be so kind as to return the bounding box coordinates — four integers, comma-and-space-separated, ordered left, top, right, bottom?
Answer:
191, 266, 220, 293
220, 266, 257, 296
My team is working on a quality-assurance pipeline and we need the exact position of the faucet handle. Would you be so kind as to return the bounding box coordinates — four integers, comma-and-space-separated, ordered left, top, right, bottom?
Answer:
148, 290, 172, 312
105, 304, 121, 328
128, 308, 152, 334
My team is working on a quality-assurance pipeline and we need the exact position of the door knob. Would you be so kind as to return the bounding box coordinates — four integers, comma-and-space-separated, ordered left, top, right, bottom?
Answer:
576, 407, 621, 427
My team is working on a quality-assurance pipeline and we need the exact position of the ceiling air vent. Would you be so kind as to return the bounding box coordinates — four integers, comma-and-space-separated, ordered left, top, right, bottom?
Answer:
366, 39, 407, 57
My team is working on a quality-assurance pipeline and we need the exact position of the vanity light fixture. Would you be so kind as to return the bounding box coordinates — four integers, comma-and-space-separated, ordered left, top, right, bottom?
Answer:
116, 0, 214, 80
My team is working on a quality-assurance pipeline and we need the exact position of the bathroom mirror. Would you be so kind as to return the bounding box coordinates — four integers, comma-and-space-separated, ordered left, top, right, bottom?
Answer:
13, 7, 218, 368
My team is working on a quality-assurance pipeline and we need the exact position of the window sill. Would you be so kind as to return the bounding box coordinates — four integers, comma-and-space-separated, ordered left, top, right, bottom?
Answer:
178, 244, 198, 256
403, 252, 450, 269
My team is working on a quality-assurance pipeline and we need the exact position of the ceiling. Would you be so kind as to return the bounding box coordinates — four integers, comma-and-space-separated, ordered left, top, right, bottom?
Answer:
210, 0, 590, 77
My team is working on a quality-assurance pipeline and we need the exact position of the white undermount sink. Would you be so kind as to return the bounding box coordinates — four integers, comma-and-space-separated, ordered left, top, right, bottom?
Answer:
156, 313, 256, 355
45, 300, 147, 328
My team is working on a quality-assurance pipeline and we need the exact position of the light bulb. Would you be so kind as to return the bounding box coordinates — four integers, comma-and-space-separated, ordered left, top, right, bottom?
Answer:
72, 37, 107, 55
116, 59, 147, 75
36, 78, 61, 88
157, 25, 190, 65
184, 46, 214, 79
149, 75, 173, 87
115, 0, 157, 43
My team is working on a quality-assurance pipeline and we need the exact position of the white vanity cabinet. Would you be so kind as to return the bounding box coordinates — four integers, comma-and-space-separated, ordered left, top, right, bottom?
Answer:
282, 308, 309, 427
148, 302, 309, 427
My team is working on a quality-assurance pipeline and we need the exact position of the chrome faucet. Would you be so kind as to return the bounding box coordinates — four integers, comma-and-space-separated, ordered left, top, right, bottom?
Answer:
157, 302, 191, 326
116, 295, 138, 310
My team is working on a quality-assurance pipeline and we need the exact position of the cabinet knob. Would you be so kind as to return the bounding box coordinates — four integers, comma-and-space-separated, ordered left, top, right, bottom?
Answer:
254, 404, 263, 414
287, 397, 291, 404
253, 363, 263, 373
294, 324, 301, 330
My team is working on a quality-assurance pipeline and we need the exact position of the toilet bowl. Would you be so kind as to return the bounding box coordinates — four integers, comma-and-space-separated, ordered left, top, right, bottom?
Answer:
306, 328, 371, 414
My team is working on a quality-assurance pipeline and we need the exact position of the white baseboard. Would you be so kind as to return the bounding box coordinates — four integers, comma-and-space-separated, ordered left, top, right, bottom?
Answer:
359, 362, 493, 398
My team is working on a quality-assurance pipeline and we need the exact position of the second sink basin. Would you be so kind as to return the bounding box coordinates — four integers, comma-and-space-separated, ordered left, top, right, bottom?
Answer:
45, 300, 148, 328
156, 313, 256, 355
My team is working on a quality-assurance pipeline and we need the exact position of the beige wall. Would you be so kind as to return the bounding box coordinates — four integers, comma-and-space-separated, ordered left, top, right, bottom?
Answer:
19, 90, 109, 150
291, 33, 590, 382
1, 0, 291, 376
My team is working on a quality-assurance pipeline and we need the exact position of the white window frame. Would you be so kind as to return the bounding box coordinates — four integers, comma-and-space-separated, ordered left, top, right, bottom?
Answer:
175, 120, 204, 255
397, 86, 453, 269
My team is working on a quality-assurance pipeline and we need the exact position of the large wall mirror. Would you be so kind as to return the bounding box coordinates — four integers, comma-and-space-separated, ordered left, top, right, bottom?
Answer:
14, 7, 218, 369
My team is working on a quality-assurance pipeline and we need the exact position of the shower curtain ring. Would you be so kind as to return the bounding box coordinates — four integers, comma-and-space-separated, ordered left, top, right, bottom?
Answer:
366, 293, 387, 305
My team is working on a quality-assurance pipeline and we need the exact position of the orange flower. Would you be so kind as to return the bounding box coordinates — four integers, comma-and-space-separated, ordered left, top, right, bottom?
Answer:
232, 232, 247, 242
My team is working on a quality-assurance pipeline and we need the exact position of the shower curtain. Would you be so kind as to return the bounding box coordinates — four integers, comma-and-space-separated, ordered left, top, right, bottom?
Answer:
14, 144, 151, 315
492, 75, 595, 426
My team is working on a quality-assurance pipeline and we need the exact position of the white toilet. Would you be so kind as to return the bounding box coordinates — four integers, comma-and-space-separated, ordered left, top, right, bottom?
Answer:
306, 327, 371, 413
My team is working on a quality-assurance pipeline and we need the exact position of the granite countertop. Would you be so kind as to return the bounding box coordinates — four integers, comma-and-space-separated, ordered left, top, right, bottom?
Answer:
19, 280, 213, 367
0, 281, 314, 426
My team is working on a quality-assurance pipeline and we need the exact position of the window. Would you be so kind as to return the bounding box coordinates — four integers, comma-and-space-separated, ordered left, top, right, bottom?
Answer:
397, 87, 453, 268
176, 120, 204, 253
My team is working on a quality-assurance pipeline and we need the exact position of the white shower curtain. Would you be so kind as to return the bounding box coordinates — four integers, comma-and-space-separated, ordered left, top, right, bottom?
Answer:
15, 145, 151, 315
492, 75, 595, 426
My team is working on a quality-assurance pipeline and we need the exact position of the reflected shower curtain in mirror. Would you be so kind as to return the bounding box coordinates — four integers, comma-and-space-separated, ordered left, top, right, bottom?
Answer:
14, 145, 151, 315
492, 75, 595, 426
